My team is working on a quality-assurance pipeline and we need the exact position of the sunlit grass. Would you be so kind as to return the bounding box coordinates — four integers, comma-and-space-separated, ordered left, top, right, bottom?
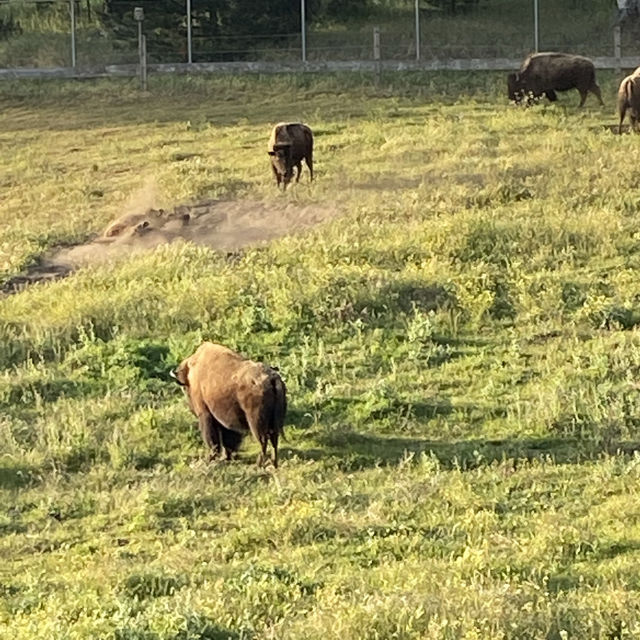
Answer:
2, 71, 640, 638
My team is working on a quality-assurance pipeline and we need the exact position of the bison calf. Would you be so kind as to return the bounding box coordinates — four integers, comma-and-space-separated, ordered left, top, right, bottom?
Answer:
618, 68, 640, 134
508, 52, 604, 107
172, 342, 287, 468
267, 122, 313, 190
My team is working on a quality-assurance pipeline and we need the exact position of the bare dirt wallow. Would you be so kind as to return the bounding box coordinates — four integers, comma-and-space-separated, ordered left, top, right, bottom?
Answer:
2, 199, 337, 295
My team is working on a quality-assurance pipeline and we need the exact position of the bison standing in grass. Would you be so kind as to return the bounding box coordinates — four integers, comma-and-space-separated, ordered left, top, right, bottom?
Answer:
618, 67, 640, 133
172, 342, 287, 468
267, 122, 314, 190
507, 52, 604, 107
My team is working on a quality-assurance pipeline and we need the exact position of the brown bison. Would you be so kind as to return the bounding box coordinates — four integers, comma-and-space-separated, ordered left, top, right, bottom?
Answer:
171, 342, 287, 467
267, 122, 313, 190
618, 67, 640, 134
507, 52, 604, 107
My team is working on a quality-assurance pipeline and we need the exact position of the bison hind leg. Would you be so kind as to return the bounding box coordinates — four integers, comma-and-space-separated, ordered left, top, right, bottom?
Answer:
269, 431, 279, 469
545, 89, 558, 102
591, 83, 604, 107
305, 154, 313, 182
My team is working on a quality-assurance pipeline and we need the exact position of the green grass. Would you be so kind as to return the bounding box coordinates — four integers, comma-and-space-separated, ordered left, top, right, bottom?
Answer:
2, 71, 640, 638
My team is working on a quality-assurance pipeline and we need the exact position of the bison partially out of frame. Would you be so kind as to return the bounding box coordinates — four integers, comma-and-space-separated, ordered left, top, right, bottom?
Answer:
267, 122, 314, 190
507, 52, 604, 107
618, 67, 640, 134
172, 342, 287, 468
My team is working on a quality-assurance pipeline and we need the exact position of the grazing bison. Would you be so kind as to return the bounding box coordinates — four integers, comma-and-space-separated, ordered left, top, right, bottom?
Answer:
267, 122, 313, 190
618, 67, 640, 134
171, 342, 287, 468
507, 52, 604, 107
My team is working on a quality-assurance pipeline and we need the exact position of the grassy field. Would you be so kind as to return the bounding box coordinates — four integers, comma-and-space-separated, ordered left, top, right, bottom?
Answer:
2, 71, 640, 638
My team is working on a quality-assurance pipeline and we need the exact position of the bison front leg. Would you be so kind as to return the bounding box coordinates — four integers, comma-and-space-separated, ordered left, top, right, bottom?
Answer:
271, 163, 282, 189
578, 90, 588, 108
257, 437, 269, 468
198, 411, 223, 461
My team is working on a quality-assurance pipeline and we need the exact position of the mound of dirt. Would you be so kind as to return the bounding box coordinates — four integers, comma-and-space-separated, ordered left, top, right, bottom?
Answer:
3, 199, 337, 294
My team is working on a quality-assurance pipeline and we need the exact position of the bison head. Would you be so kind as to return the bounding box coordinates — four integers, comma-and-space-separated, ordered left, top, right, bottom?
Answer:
170, 361, 189, 387
267, 143, 294, 186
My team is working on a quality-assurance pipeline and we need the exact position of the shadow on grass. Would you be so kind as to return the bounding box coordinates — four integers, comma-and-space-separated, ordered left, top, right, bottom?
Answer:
0, 464, 38, 490
282, 429, 639, 471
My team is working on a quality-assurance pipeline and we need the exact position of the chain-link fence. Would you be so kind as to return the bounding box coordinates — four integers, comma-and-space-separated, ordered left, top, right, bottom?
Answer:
0, 0, 634, 72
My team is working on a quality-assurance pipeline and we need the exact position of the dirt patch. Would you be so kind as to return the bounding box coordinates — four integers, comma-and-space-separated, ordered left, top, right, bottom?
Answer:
3, 198, 337, 295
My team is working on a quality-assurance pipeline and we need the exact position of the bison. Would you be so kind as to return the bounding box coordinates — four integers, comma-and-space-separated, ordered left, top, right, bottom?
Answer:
267, 122, 313, 190
507, 52, 604, 107
618, 67, 640, 134
171, 342, 287, 468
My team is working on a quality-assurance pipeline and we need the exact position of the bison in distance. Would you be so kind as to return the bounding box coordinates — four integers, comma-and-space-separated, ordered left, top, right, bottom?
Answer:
267, 122, 314, 190
172, 342, 287, 468
508, 52, 604, 107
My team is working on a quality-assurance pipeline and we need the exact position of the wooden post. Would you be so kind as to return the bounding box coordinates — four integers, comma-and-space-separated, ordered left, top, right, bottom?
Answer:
373, 26, 381, 83
141, 34, 148, 91
614, 23, 622, 76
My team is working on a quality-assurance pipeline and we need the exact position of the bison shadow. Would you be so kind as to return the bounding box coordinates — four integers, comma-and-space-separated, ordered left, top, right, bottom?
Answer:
593, 123, 631, 135
0, 464, 38, 490
281, 429, 640, 471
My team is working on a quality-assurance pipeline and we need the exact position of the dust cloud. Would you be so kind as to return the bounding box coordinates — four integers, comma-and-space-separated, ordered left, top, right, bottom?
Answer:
3, 189, 338, 294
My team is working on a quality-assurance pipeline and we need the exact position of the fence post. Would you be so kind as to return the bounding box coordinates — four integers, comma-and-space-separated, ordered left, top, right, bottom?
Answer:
141, 34, 148, 91
69, 0, 76, 68
614, 23, 622, 75
301, 0, 306, 63
373, 26, 381, 82
533, 0, 539, 52
415, 0, 420, 61
186, 0, 192, 63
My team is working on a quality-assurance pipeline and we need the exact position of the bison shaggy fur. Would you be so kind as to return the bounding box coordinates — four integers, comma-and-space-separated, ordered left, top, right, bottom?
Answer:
172, 342, 287, 468
267, 122, 314, 190
507, 52, 604, 107
618, 67, 640, 134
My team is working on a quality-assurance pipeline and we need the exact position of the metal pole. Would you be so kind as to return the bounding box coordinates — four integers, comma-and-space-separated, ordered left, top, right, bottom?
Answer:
186, 0, 192, 63
138, 20, 142, 59
533, 0, 539, 52
415, 0, 420, 61
301, 0, 306, 63
70, 0, 76, 68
